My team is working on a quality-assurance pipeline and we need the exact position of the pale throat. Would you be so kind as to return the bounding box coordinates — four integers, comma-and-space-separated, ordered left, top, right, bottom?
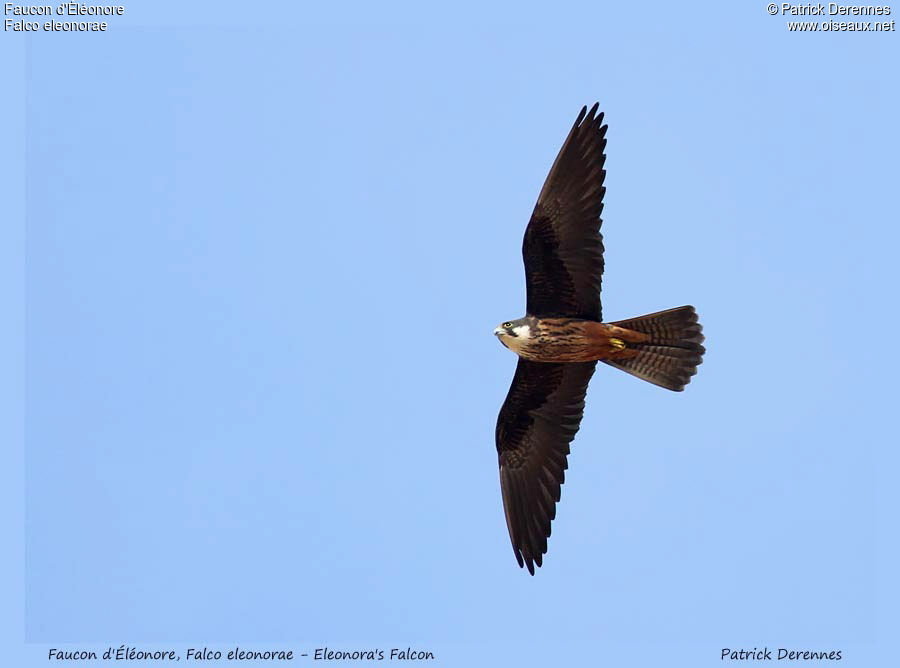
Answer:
512, 324, 531, 338
504, 324, 532, 353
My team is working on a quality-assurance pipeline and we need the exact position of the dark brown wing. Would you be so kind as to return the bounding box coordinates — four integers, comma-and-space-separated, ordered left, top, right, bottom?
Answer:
523, 104, 607, 321
495, 358, 597, 574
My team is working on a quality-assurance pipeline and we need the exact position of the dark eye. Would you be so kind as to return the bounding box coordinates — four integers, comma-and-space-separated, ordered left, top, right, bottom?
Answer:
502, 322, 513, 328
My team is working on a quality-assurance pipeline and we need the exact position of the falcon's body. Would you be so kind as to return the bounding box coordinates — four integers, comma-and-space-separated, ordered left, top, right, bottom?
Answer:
494, 317, 648, 363
493, 104, 705, 574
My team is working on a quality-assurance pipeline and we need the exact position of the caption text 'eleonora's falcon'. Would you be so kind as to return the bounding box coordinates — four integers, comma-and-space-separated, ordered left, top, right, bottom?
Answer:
494, 104, 705, 574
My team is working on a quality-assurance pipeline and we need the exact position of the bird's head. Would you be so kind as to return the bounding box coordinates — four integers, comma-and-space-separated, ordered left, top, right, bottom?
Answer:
493, 318, 533, 352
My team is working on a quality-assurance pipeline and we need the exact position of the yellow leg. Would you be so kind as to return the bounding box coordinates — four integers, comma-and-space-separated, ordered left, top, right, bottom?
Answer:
610, 337, 626, 351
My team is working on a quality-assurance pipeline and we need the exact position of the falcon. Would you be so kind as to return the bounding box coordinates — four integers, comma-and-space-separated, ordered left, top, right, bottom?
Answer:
494, 104, 705, 574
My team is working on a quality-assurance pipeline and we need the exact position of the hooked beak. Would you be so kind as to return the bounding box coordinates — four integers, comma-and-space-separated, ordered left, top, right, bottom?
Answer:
493, 327, 504, 337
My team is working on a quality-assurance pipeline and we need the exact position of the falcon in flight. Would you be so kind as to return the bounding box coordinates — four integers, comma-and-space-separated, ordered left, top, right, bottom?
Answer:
494, 104, 705, 574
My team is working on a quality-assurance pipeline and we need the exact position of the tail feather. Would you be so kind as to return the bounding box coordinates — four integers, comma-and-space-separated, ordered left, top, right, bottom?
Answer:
604, 306, 705, 391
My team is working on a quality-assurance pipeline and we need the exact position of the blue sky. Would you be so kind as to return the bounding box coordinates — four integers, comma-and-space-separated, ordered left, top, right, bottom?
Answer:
3, 1, 898, 666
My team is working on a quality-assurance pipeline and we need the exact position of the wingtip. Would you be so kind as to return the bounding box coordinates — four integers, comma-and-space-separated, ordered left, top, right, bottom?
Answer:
575, 105, 588, 125
578, 103, 606, 131
513, 545, 538, 575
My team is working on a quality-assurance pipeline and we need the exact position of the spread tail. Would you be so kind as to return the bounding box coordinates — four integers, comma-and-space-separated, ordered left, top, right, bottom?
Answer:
604, 306, 705, 391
